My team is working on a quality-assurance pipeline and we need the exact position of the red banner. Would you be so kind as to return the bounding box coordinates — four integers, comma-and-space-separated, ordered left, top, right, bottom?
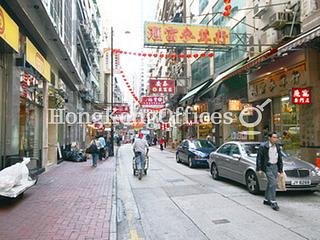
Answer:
149, 79, 175, 94
140, 96, 164, 108
292, 88, 311, 104
113, 105, 130, 114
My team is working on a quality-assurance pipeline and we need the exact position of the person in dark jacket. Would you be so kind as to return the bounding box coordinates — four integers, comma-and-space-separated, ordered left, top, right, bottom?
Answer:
256, 132, 283, 211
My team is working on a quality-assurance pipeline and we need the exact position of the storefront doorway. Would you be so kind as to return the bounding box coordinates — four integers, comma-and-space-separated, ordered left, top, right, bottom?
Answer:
19, 98, 43, 170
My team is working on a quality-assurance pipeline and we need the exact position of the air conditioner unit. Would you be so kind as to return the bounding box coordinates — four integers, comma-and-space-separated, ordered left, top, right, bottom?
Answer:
253, 0, 270, 18
269, 12, 289, 29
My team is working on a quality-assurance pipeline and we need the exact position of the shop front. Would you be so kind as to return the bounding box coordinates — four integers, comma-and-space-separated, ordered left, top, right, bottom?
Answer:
248, 50, 307, 158
0, 4, 20, 169
19, 73, 44, 170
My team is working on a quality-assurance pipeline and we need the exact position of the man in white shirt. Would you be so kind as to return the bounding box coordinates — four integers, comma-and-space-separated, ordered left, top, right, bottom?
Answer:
257, 132, 283, 211
133, 132, 149, 180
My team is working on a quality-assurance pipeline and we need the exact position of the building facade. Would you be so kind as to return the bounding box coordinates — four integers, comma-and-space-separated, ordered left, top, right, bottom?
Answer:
0, 0, 103, 172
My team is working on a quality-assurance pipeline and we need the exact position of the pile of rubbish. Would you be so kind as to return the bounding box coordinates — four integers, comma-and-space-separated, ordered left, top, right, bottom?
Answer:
0, 158, 37, 198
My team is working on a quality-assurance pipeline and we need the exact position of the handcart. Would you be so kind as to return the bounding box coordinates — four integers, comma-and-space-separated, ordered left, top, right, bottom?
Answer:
132, 153, 149, 178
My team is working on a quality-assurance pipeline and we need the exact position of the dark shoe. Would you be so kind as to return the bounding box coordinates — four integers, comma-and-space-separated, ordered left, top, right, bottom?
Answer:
263, 200, 271, 206
271, 202, 280, 211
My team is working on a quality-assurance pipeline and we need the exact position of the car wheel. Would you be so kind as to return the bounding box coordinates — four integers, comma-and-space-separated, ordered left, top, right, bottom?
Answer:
246, 171, 260, 195
188, 157, 194, 168
211, 163, 220, 180
176, 153, 181, 163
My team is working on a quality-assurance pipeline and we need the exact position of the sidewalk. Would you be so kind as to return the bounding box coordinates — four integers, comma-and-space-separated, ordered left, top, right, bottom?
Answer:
0, 158, 115, 240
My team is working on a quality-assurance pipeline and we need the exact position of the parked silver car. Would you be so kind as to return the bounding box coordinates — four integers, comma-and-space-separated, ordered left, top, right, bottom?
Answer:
208, 141, 320, 194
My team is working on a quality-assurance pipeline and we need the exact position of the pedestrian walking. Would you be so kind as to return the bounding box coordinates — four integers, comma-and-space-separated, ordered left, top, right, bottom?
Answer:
86, 137, 100, 167
159, 137, 164, 151
256, 132, 283, 211
98, 135, 106, 160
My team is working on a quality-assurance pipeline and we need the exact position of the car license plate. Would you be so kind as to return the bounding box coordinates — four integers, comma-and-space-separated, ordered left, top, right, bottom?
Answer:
291, 180, 311, 186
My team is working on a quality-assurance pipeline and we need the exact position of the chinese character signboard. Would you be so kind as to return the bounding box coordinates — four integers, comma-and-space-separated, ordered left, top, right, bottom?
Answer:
140, 96, 164, 108
113, 105, 130, 114
144, 21, 230, 46
149, 79, 175, 94
292, 88, 311, 104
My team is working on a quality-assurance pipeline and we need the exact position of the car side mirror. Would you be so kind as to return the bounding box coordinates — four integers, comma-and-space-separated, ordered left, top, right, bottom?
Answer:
232, 154, 241, 160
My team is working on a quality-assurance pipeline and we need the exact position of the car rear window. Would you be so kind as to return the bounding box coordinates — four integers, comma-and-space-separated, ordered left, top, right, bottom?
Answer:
242, 144, 260, 157
190, 140, 214, 149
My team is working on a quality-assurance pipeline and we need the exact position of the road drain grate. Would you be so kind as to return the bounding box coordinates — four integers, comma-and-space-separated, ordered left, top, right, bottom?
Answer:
212, 219, 230, 225
166, 179, 185, 183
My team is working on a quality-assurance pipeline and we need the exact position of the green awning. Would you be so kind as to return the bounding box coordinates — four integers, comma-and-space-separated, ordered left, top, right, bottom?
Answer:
200, 59, 248, 97
179, 80, 212, 104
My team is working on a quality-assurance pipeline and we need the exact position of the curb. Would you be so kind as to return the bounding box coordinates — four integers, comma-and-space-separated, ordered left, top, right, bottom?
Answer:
109, 156, 117, 240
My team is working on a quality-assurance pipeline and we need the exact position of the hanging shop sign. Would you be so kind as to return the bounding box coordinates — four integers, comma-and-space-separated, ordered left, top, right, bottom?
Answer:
144, 21, 230, 46
26, 37, 51, 82
149, 79, 175, 94
140, 96, 164, 108
292, 88, 311, 104
113, 105, 130, 114
0, 5, 19, 52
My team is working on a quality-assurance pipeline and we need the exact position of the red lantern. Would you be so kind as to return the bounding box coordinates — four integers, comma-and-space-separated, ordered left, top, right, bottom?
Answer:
142, 53, 147, 57
120, 70, 124, 73
153, 53, 158, 57
201, 53, 206, 58
171, 53, 177, 59
165, 53, 171, 58
124, 51, 127, 54
208, 52, 215, 58
148, 53, 152, 57
186, 53, 191, 58
138, 53, 141, 56
193, 53, 199, 58
224, 0, 231, 3
179, 53, 184, 58
225, 5, 232, 11
119, 51, 123, 54
129, 52, 132, 55
160, 53, 164, 58
223, 11, 230, 17
122, 75, 125, 78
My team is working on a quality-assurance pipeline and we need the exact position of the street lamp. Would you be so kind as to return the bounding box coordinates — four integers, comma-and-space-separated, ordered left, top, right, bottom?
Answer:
109, 28, 131, 157
110, 26, 115, 157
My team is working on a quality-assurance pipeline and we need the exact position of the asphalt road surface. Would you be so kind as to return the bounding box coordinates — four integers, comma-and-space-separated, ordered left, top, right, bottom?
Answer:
116, 144, 320, 240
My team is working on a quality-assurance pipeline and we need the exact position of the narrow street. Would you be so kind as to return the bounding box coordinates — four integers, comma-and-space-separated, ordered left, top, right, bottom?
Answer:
117, 144, 320, 240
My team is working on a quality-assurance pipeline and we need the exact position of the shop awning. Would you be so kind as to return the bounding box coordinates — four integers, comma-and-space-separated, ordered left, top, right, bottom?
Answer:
200, 59, 248, 97
278, 25, 320, 54
179, 80, 212, 104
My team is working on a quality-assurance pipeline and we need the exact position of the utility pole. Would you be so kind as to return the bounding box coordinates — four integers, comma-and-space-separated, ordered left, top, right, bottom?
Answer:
109, 27, 114, 157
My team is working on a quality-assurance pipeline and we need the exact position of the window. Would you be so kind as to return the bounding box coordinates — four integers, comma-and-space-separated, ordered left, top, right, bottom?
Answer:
190, 140, 214, 149
230, 144, 240, 155
242, 144, 260, 157
182, 140, 189, 148
214, 19, 246, 73
199, 0, 209, 14
218, 144, 231, 155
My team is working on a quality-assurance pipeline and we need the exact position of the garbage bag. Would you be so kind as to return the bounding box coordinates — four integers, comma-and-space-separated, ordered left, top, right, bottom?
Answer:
0, 157, 30, 192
